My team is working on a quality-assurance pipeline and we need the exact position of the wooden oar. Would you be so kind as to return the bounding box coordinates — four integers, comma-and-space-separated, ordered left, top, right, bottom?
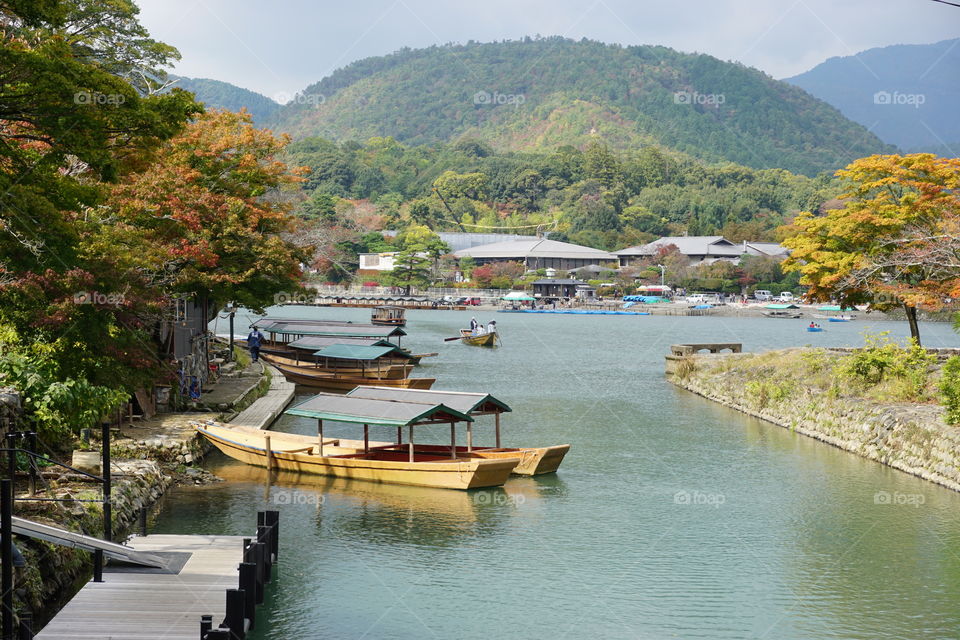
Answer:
443, 335, 464, 342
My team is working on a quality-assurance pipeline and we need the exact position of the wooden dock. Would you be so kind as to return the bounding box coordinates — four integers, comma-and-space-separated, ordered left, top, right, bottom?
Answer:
36, 535, 244, 640
231, 365, 296, 430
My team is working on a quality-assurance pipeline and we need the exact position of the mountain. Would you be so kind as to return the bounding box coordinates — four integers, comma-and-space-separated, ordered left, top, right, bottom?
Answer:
169, 76, 280, 123
784, 39, 960, 152
269, 38, 894, 176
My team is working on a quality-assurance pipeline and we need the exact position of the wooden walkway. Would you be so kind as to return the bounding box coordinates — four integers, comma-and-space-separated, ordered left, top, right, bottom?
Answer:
36, 534, 243, 640
231, 365, 296, 430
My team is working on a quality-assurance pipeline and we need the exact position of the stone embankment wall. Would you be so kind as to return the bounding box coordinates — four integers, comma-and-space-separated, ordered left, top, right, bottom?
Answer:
668, 351, 960, 493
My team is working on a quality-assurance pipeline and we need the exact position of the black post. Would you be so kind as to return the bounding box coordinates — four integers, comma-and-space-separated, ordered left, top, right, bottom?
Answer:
5, 433, 16, 484
224, 589, 245, 640
138, 507, 148, 537
228, 310, 235, 362
264, 511, 279, 561
16, 612, 31, 640
238, 563, 257, 630
200, 614, 213, 639
2, 478, 14, 640
251, 543, 264, 604
256, 527, 271, 582
100, 422, 111, 543
25, 433, 36, 498
92, 549, 103, 583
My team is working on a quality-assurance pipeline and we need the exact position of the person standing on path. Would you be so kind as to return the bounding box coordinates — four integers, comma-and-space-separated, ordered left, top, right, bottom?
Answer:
247, 328, 265, 362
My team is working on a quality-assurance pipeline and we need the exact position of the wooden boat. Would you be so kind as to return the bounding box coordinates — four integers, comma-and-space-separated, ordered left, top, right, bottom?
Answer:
271, 362, 435, 390
460, 329, 498, 347
762, 311, 802, 319
260, 352, 414, 380
193, 420, 520, 490
346, 386, 570, 476
371, 305, 406, 327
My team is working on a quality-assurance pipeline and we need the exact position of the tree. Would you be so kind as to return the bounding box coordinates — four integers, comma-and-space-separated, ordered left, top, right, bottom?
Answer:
783, 154, 960, 343
387, 225, 449, 293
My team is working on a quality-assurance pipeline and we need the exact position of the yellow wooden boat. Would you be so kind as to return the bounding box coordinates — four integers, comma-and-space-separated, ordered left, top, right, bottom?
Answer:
346, 386, 570, 476
193, 393, 522, 489
460, 329, 498, 347
270, 362, 435, 390
260, 352, 414, 379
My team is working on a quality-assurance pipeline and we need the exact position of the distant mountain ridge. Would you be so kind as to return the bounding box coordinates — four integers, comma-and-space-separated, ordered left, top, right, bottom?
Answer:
266, 38, 893, 176
784, 38, 960, 152
169, 75, 280, 123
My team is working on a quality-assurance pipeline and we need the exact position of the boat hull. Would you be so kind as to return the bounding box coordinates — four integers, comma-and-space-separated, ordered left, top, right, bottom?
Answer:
272, 362, 435, 390
459, 330, 498, 347
381, 443, 570, 475
195, 423, 518, 490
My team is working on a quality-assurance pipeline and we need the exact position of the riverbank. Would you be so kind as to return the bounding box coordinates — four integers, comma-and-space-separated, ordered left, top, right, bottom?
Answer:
668, 347, 960, 492
14, 355, 282, 630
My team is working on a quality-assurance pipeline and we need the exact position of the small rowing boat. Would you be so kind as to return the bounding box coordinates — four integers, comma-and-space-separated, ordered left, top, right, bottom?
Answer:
371, 305, 407, 326
460, 329, 498, 347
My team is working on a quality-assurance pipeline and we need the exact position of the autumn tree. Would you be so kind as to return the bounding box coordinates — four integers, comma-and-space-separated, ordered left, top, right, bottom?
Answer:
783, 154, 960, 343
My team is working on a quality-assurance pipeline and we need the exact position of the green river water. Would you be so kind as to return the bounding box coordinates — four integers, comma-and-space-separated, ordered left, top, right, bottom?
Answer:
154, 308, 960, 639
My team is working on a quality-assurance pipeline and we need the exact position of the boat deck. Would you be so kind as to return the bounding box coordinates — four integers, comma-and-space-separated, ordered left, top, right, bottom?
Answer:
35, 534, 244, 640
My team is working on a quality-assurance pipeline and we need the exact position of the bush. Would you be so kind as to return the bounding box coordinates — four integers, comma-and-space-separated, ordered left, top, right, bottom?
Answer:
838, 332, 935, 399
939, 356, 960, 424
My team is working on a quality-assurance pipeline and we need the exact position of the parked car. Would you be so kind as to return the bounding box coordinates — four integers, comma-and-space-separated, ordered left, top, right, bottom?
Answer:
754, 290, 773, 301
686, 293, 710, 304
777, 292, 795, 302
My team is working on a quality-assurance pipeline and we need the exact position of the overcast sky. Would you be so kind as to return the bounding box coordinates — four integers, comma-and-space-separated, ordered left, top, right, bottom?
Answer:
135, 0, 960, 102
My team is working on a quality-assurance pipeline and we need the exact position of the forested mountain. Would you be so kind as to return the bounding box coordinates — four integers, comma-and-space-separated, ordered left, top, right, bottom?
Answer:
784, 39, 960, 151
270, 38, 893, 176
169, 75, 280, 122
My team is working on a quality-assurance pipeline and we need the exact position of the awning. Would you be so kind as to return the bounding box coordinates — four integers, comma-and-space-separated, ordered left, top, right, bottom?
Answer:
816, 305, 854, 312
347, 386, 511, 415
764, 304, 799, 309
502, 291, 535, 301
287, 336, 393, 350
258, 322, 405, 338
312, 344, 408, 361
285, 393, 473, 427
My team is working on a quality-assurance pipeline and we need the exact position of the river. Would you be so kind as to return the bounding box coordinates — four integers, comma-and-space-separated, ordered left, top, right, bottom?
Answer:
154, 308, 960, 639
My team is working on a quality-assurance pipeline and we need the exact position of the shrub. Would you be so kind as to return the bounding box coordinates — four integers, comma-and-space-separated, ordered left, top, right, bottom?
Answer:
939, 356, 960, 424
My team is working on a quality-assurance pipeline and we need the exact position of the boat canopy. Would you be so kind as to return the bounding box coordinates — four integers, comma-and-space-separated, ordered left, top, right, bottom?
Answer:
312, 344, 408, 361
287, 336, 393, 350
347, 386, 512, 415
285, 393, 473, 427
259, 322, 406, 338
764, 303, 799, 309
816, 305, 855, 311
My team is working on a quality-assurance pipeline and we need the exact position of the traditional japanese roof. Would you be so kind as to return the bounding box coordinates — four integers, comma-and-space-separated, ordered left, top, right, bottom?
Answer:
453, 238, 616, 261
347, 387, 511, 415
285, 393, 472, 427
616, 236, 741, 258
255, 320, 405, 338
312, 344, 408, 361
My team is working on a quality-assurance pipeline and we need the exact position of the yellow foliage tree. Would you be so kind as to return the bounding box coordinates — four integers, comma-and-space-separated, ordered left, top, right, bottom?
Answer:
783, 154, 960, 343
